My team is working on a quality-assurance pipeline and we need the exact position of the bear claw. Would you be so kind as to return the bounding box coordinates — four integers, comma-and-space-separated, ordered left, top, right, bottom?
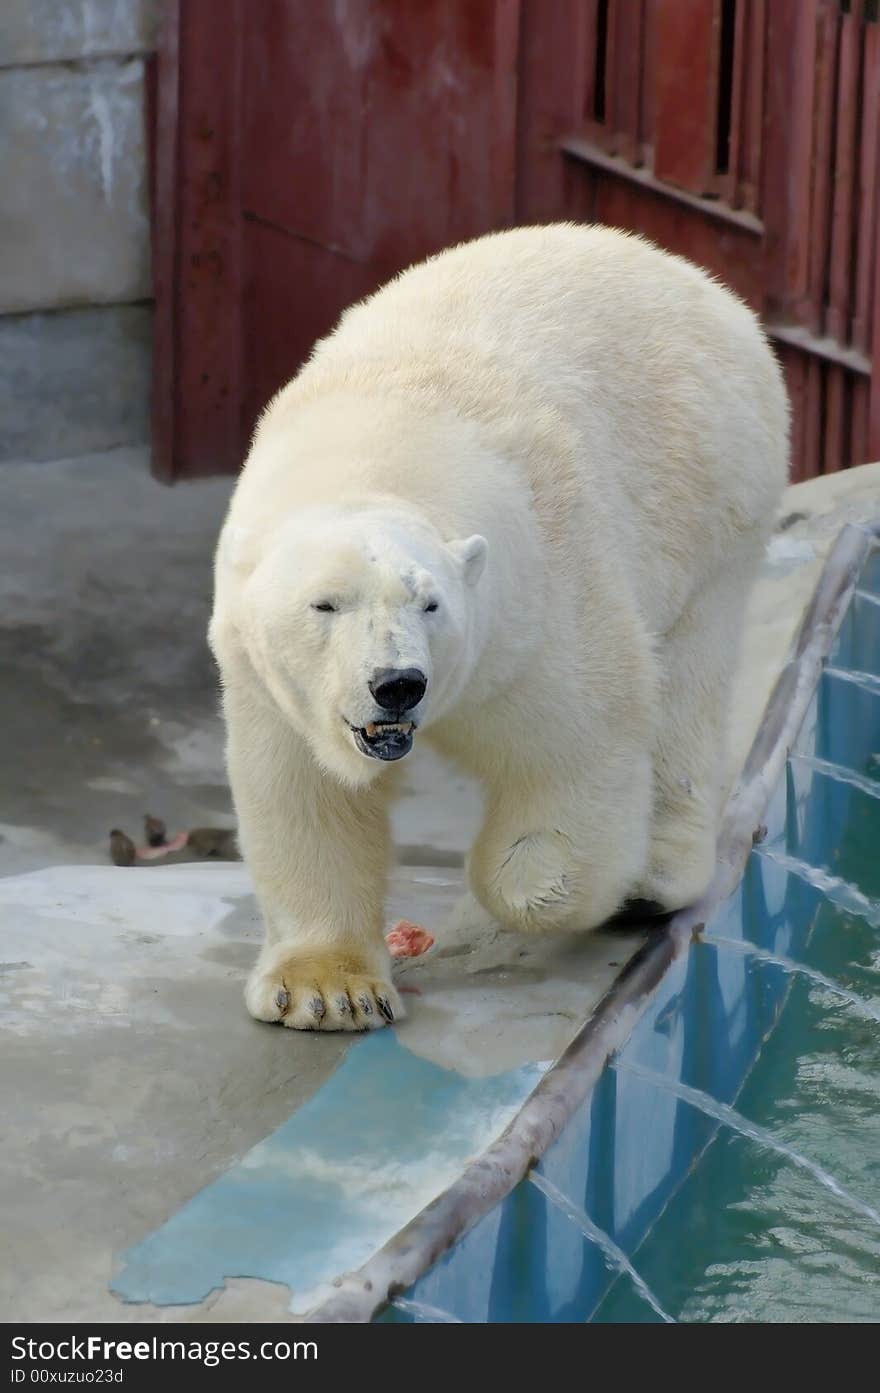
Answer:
245, 951, 404, 1032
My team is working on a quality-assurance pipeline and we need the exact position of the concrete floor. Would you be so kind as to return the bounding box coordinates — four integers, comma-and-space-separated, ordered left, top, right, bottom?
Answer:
2, 446, 879, 1322
0, 448, 234, 875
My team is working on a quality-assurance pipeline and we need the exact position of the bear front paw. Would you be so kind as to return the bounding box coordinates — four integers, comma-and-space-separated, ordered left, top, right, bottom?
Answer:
245, 945, 404, 1032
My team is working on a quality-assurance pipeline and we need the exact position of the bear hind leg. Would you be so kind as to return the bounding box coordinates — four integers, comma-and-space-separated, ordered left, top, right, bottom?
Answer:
638, 549, 761, 912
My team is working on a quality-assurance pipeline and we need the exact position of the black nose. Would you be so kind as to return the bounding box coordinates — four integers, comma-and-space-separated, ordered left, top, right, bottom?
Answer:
369, 667, 427, 712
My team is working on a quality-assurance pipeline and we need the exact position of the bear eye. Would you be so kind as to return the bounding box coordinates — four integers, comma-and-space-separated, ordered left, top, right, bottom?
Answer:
424, 600, 439, 613
312, 601, 337, 613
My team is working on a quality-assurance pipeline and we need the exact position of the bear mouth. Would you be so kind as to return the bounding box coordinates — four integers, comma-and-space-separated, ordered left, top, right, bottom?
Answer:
349, 720, 415, 761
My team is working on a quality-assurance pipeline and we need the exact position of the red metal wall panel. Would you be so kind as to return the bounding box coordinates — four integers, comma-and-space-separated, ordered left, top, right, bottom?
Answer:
240, 0, 519, 273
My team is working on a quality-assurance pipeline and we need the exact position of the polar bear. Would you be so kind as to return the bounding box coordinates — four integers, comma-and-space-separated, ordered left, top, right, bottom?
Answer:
209, 223, 788, 1032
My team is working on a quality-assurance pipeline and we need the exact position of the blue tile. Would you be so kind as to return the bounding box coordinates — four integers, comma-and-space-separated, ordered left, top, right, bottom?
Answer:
112, 1030, 547, 1309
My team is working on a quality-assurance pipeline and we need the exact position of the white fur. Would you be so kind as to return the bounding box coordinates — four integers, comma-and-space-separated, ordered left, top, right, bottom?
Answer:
209, 224, 789, 1031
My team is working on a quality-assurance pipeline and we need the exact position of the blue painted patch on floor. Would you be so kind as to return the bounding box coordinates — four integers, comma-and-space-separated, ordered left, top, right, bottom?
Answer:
111, 1029, 548, 1309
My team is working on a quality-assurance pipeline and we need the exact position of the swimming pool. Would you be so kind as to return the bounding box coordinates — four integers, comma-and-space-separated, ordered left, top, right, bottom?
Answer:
378, 531, 880, 1323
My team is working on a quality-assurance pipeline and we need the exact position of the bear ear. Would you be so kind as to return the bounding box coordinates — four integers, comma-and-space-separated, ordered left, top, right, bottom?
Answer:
217, 521, 255, 575
448, 534, 488, 587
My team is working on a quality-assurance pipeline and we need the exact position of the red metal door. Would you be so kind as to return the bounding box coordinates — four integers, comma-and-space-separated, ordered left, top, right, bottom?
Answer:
153, 0, 520, 479
153, 0, 880, 482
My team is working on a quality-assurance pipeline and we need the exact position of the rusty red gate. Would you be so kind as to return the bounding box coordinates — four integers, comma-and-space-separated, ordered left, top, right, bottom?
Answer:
152, 0, 880, 482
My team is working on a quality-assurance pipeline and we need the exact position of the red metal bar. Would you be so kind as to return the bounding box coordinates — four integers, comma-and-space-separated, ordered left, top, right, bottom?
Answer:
762, 0, 819, 320
515, 0, 597, 222
714, 0, 746, 206
652, 0, 721, 194
826, 1, 862, 343
562, 132, 763, 232
851, 377, 869, 467
737, 0, 766, 214
490, 0, 523, 228
781, 347, 807, 483
569, 0, 616, 155
578, 0, 601, 124
602, 0, 618, 149
609, 0, 644, 163
852, 18, 880, 353
803, 355, 823, 480
868, 20, 880, 460
823, 363, 846, 472
801, 0, 838, 335
639, 0, 658, 162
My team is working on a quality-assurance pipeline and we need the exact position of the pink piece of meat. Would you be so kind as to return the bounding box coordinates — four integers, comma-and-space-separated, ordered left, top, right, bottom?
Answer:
134, 830, 189, 860
385, 921, 435, 958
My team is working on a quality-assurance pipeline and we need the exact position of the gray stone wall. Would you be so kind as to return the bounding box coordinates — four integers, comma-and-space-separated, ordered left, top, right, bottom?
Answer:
0, 2, 156, 461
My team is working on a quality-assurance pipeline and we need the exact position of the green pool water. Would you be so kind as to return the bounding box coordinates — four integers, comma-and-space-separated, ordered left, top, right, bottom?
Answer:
594, 753, 880, 1322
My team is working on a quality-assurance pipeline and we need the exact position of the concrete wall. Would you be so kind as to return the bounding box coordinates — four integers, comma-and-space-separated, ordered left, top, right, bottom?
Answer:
0, 1, 156, 461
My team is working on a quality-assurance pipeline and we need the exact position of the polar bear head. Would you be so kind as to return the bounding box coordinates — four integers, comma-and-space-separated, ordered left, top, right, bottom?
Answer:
226, 508, 488, 786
